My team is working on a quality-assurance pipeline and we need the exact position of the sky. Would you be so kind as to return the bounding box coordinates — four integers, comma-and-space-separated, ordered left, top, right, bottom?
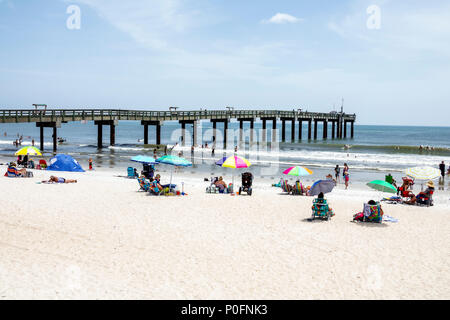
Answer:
0, 0, 449, 126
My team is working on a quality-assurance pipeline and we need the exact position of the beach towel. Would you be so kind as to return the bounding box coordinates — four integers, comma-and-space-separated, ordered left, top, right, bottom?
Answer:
383, 215, 398, 223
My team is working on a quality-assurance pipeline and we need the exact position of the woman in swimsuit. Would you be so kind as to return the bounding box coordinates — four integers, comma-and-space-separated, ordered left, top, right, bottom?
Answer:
43, 176, 77, 183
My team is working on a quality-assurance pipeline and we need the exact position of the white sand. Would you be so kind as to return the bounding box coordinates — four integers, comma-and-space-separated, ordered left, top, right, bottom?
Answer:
0, 165, 449, 299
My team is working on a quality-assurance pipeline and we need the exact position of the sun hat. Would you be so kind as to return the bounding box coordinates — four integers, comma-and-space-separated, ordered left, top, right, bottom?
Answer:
426, 181, 435, 188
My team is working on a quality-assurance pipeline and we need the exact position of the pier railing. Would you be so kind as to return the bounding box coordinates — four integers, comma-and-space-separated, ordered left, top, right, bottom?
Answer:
0, 109, 356, 124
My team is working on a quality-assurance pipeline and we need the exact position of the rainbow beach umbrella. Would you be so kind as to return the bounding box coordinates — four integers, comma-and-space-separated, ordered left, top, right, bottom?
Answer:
283, 166, 313, 177
15, 146, 42, 156
215, 155, 251, 192
216, 155, 251, 169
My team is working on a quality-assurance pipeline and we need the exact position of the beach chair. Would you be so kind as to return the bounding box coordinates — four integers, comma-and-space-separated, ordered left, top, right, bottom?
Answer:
39, 159, 47, 169
5, 166, 21, 177
354, 202, 384, 223
416, 190, 434, 207
137, 177, 150, 192
291, 181, 304, 195
311, 198, 333, 220
127, 167, 136, 178
280, 179, 291, 194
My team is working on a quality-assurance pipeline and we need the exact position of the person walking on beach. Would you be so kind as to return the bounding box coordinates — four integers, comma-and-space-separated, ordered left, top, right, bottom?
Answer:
334, 165, 340, 183
439, 161, 446, 181
343, 163, 349, 189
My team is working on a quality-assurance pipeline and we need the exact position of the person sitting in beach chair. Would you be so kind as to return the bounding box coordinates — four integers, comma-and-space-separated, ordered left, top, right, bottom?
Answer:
291, 180, 306, 195
397, 177, 414, 199
42, 176, 77, 183
404, 181, 435, 206
280, 179, 293, 194
5, 162, 28, 177
353, 200, 384, 223
214, 176, 228, 194
311, 192, 334, 220
149, 174, 164, 195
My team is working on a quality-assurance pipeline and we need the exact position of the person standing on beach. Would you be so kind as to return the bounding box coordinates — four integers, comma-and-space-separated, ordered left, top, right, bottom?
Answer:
89, 158, 93, 170
334, 165, 340, 183
439, 161, 445, 179
343, 163, 349, 189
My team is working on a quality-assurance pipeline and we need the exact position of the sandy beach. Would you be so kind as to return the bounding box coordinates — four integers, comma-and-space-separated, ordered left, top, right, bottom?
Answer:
0, 165, 449, 300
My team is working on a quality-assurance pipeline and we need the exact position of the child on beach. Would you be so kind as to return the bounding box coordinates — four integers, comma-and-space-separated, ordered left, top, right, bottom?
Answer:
89, 158, 93, 170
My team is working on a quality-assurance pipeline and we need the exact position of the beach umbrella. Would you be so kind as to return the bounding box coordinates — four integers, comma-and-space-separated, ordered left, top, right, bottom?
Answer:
131, 155, 157, 164
309, 179, 336, 196
156, 155, 192, 192
283, 166, 313, 177
367, 180, 397, 194
215, 155, 251, 168
405, 166, 441, 180
215, 155, 252, 192
15, 146, 42, 156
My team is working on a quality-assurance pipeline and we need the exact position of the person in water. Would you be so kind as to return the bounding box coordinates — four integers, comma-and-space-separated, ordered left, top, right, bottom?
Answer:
334, 165, 340, 183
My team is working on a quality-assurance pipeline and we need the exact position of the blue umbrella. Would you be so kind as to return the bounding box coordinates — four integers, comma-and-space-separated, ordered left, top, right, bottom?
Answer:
156, 155, 192, 192
131, 155, 157, 164
309, 179, 335, 196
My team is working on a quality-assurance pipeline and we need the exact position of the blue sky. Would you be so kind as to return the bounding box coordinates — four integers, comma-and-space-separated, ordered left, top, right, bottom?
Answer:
0, 0, 449, 125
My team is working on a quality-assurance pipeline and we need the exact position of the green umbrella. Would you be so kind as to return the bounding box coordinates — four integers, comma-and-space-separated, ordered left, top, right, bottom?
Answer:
367, 180, 397, 194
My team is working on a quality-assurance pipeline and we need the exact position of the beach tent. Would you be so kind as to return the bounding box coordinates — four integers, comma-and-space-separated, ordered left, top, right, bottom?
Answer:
47, 154, 85, 172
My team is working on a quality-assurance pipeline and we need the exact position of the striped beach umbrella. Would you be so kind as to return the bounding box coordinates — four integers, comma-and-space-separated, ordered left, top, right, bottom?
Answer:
405, 166, 441, 180
216, 156, 251, 169
283, 166, 313, 177
15, 146, 42, 156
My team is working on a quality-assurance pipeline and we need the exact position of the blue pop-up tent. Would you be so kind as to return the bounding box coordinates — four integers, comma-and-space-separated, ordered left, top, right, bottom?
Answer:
47, 154, 85, 172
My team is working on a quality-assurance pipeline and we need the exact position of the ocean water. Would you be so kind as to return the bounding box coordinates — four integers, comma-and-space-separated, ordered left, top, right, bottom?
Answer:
1, 120, 450, 187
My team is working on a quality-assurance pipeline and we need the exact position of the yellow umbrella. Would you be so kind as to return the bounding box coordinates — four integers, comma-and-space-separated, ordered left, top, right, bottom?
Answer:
15, 146, 42, 156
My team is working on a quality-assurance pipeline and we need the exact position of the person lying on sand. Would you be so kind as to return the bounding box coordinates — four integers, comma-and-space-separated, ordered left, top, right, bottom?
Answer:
42, 176, 77, 184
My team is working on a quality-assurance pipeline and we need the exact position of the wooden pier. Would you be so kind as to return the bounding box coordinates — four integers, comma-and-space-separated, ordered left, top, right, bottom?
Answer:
0, 109, 356, 151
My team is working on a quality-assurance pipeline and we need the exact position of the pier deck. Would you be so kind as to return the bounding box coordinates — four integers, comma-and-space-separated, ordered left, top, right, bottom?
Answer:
0, 109, 356, 151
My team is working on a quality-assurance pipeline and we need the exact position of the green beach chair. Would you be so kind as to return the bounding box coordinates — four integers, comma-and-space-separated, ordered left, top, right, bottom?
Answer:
311, 198, 333, 220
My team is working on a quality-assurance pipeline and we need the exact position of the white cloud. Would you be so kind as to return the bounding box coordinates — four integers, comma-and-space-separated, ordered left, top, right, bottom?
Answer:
262, 13, 302, 24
